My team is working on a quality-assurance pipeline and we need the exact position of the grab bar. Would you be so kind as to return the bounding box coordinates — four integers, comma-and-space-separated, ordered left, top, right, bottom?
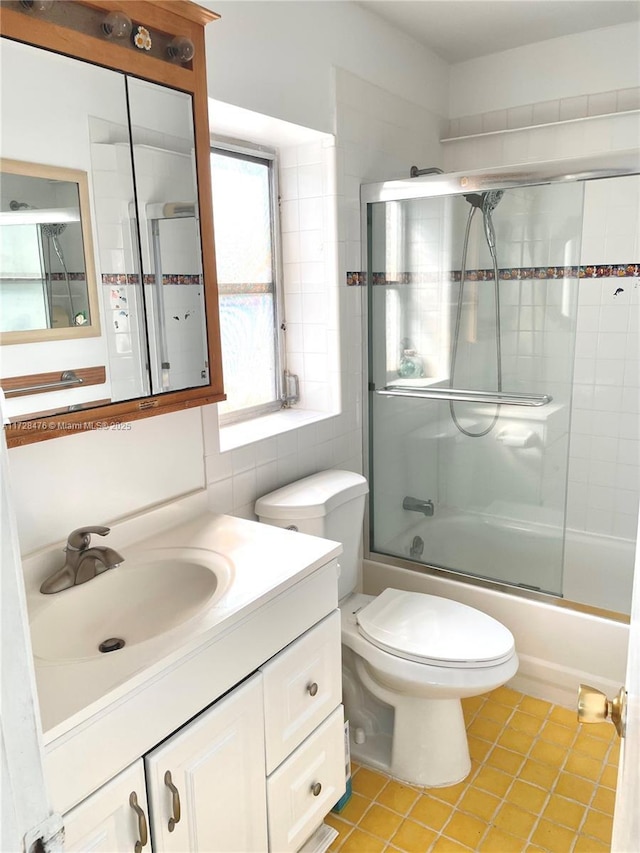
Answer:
376, 386, 552, 407
5, 370, 84, 396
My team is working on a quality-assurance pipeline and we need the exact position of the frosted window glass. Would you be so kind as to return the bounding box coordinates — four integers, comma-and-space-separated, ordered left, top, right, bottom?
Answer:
211, 150, 278, 416
211, 152, 272, 284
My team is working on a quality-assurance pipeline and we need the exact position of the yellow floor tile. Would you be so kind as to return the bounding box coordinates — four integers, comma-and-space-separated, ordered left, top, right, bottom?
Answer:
573, 834, 610, 852
548, 705, 579, 729
518, 695, 551, 718
497, 728, 535, 755
480, 700, 514, 725
487, 746, 526, 775
542, 794, 586, 830
509, 710, 543, 736
493, 802, 537, 840
473, 766, 513, 798
430, 781, 468, 806
458, 787, 501, 821
505, 779, 548, 813
469, 716, 504, 742
591, 785, 616, 815
340, 828, 387, 853
539, 720, 576, 747
529, 739, 568, 768
461, 695, 485, 719
564, 751, 603, 782
338, 793, 370, 824
325, 814, 352, 848
390, 818, 437, 852
600, 763, 618, 788
518, 758, 559, 790
573, 732, 612, 761
377, 780, 419, 816
409, 795, 454, 832
431, 837, 470, 853
469, 735, 493, 762
358, 804, 403, 840
530, 819, 577, 853
553, 771, 595, 804
489, 686, 523, 707
581, 809, 614, 844
442, 810, 487, 848
480, 826, 524, 852
352, 767, 389, 799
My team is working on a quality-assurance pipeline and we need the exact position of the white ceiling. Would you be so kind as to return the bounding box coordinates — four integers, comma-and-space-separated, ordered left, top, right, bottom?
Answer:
357, 1, 640, 63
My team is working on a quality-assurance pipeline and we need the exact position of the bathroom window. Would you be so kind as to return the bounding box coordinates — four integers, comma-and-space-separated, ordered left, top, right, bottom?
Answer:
211, 142, 284, 423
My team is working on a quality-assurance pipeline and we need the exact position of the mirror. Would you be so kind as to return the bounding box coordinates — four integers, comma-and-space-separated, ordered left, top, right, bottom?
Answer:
0, 160, 99, 341
0, 31, 218, 431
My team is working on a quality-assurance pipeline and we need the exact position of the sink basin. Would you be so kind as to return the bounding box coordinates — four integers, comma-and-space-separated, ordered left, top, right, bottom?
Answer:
30, 548, 233, 663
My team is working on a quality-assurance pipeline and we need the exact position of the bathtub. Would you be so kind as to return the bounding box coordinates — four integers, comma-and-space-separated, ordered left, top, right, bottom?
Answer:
362, 516, 640, 709
378, 509, 635, 614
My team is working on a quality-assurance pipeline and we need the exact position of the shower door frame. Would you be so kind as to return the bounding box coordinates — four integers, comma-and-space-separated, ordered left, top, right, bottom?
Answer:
360, 148, 640, 622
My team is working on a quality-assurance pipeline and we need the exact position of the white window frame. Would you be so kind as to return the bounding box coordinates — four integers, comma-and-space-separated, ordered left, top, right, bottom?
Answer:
211, 135, 286, 426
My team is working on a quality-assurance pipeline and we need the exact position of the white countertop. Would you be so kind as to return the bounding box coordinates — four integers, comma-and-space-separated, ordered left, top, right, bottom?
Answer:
23, 498, 341, 744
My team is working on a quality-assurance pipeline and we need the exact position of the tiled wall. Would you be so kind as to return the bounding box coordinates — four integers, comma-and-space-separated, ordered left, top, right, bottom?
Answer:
203, 69, 446, 520
279, 139, 341, 413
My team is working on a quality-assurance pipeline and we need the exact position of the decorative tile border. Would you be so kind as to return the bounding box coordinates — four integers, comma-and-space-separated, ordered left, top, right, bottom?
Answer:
101, 273, 201, 286
346, 264, 640, 286
48, 272, 87, 281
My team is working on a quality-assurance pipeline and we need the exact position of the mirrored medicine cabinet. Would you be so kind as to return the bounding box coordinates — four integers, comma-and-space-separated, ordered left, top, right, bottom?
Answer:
0, 0, 224, 446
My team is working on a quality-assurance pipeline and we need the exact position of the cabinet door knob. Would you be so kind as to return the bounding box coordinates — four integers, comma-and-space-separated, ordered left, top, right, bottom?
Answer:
129, 791, 148, 851
310, 782, 322, 797
307, 682, 319, 697
164, 770, 182, 832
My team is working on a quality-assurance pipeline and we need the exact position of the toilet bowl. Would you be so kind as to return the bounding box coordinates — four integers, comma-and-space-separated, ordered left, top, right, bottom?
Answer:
255, 470, 519, 787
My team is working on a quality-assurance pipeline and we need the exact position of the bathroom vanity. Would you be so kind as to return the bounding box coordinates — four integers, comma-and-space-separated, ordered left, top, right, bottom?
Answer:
23, 497, 345, 852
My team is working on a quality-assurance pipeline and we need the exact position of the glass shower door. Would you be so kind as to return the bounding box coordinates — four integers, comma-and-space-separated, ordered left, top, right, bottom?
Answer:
368, 181, 585, 595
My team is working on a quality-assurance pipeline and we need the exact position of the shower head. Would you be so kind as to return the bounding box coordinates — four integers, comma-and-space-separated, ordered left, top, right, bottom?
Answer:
463, 190, 504, 213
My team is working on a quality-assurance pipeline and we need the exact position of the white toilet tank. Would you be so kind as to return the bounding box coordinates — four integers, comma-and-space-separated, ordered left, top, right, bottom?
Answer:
255, 470, 368, 599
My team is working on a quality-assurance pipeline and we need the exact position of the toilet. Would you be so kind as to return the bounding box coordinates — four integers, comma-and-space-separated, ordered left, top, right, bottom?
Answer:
255, 470, 519, 787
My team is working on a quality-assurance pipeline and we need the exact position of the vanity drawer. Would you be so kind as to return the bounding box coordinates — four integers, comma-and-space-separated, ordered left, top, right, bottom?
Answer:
262, 609, 341, 773
267, 705, 345, 853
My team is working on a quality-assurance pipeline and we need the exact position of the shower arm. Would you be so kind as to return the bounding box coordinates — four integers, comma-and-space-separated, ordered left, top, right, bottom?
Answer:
376, 387, 552, 407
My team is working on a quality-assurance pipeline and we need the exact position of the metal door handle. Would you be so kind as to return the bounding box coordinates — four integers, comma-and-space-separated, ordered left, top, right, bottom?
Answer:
311, 781, 322, 797
578, 684, 627, 738
164, 770, 182, 831
307, 681, 319, 696
129, 791, 148, 852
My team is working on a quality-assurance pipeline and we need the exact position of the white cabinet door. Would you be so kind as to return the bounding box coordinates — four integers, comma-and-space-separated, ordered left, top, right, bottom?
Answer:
145, 673, 268, 853
63, 760, 150, 853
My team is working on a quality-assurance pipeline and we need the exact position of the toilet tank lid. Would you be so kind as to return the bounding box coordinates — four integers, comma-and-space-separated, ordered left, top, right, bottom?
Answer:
255, 470, 368, 519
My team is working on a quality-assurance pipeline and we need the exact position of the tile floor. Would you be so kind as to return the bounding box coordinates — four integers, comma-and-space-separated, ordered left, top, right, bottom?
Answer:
326, 686, 619, 852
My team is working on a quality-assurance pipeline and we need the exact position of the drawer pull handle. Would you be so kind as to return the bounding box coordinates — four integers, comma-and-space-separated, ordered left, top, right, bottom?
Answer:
311, 782, 322, 797
129, 791, 148, 852
307, 682, 319, 697
164, 770, 181, 832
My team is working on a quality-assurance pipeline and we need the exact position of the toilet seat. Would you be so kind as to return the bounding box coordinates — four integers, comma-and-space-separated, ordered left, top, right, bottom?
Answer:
356, 588, 515, 668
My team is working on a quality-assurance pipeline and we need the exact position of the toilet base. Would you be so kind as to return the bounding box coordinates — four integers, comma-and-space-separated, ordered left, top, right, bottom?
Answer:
353, 656, 471, 787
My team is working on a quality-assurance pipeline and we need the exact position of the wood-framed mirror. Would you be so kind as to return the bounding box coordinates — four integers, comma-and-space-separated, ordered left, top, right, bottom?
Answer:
0, 158, 100, 344
0, 0, 224, 446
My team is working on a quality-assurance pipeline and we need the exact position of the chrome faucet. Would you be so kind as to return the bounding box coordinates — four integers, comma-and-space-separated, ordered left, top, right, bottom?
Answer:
402, 496, 435, 517
40, 526, 124, 594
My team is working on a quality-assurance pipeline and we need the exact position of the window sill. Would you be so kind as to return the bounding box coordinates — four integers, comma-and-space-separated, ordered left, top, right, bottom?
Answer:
219, 407, 336, 452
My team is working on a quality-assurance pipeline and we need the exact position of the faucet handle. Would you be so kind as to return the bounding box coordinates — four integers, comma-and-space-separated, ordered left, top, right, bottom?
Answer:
66, 526, 111, 551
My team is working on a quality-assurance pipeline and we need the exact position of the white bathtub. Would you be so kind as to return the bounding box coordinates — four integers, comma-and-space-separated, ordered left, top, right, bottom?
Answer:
379, 510, 635, 614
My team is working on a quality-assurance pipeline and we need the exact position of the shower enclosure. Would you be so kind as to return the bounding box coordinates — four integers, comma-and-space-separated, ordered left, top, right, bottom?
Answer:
363, 152, 639, 610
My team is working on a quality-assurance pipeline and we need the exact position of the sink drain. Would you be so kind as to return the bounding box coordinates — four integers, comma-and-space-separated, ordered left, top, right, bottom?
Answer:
99, 637, 126, 653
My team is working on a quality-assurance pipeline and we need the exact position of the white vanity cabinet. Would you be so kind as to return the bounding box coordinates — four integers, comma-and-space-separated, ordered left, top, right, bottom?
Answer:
146, 674, 268, 853
60, 609, 345, 853
62, 761, 150, 852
